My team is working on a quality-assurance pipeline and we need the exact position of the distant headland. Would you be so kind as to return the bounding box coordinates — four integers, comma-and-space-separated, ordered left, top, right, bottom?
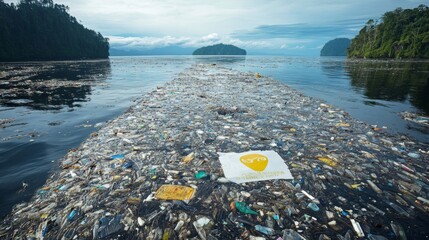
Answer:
320, 38, 350, 56
192, 43, 247, 55
0, 0, 109, 62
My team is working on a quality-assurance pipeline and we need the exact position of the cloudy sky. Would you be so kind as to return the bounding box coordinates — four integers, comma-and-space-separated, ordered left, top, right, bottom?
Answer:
7, 0, 425, 55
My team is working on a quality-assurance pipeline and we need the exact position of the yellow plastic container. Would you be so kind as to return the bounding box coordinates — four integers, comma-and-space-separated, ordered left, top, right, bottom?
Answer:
155, 185, 195, 200
318, 157, 338, 167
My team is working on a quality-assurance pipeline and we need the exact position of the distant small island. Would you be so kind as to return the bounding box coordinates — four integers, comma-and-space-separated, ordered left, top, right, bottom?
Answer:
192, 43, 246, 55
0, 0, 109, 62
348, 5, 429, 59
320, 38, 350, 56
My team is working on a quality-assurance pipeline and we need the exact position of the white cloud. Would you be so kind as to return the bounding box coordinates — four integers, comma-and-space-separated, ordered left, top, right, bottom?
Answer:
201, 33, 220, 42
108, 36, 191, 49
223, 38, 273, 49
109, 34, 274, 50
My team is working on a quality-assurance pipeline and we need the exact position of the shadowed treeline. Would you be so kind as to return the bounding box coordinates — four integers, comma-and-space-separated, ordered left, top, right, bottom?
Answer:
0, 0, 109, 62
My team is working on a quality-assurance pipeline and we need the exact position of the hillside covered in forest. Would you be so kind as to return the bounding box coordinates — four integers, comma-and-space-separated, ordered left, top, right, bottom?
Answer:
320, 38, 351, 56
347, 5, 429, 59
192, 43, 246, 55
0, 0, 109, 61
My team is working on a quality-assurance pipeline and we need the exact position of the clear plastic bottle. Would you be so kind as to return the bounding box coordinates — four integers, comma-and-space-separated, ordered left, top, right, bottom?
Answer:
254, 225, 275, 235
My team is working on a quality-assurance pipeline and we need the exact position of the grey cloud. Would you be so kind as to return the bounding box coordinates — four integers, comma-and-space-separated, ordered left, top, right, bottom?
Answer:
232, 18, 369, 40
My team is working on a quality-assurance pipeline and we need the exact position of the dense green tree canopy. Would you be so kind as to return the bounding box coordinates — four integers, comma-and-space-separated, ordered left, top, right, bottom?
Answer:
347, 5, 429, 59
192, 43, 246, 55
0, 0, 109, 61
320, 38, 351, 56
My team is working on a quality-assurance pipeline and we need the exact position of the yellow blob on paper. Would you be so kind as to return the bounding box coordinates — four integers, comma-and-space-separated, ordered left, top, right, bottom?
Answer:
240, 154, 268, 171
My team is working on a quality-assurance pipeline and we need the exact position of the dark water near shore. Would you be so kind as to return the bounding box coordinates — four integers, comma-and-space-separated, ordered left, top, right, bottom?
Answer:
0, 56, 428, 217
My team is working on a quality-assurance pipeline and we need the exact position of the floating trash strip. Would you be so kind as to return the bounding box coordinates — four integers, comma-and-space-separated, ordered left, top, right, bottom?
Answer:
1, 64, 428, 239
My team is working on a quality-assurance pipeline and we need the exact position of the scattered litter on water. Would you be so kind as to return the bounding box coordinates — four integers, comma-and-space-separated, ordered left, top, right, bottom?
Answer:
1, 65, 428, 239
400, 111, 429, 128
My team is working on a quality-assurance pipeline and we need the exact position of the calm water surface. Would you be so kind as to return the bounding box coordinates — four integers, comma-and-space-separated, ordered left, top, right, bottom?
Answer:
237, 57, 429, 141
0, 56, 428, 217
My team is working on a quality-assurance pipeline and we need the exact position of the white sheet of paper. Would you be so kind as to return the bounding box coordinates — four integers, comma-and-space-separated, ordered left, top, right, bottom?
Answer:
218, 150, 293, 183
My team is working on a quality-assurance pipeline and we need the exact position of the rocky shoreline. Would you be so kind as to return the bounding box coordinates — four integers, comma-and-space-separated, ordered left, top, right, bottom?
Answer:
1, 64, 428, 239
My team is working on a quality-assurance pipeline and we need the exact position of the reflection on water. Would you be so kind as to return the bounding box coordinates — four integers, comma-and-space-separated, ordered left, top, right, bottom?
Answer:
0, 60, 111, 110
192, 55, 246, 64
345, 60, 429, 115
319, 57, 348, 79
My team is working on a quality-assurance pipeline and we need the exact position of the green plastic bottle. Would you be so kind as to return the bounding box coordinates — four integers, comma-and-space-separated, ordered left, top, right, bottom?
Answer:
235, 201, 258, 215
195, 171, 208, 179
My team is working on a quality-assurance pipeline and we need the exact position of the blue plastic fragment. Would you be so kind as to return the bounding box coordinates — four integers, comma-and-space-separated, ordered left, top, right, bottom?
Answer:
37, 189, 49, 195
59, 184, 70, 191
67, 209, 78, 222
111, 154, 125, 160
255, 225, 275, 235
99, 216, 111, 225
122, 161, 134, 169
308, 202, 320, 212
97, 214, 124, 238
314, 166, 322, 174
42, 225, 48, 237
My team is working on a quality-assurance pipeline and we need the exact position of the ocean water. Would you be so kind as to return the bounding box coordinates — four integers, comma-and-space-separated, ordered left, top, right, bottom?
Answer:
0, 56, 428, 217
234, 56, 429, 141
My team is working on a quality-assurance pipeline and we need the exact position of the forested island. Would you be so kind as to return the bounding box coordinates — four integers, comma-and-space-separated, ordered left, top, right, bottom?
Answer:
192, 43, 246, 55
320, 38, 350, 56
348, 5, 429, 59
0, 0, 109, 62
